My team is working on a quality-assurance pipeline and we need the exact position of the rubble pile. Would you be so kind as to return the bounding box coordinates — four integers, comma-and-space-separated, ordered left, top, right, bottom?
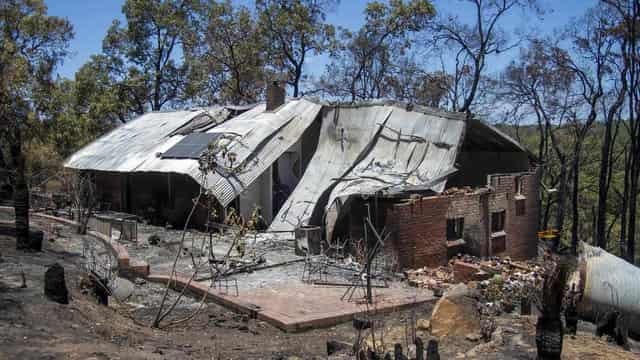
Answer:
406, 254, 544, 314
442, 186, 478, 195
474, 257, 543, 316
405, 265, 454, 291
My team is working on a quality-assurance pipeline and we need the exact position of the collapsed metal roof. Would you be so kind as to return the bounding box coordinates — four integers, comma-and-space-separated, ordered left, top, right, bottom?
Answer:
65, 98, 527, 232
191, 99, 323, 207
269, 102, 466, 231
64, 99, 323, 207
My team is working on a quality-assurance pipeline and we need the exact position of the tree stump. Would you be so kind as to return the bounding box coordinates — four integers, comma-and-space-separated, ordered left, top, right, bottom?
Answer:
426, 339, 439, 360
564, 305, 578, 335
90, 272, 109, 306
393, 343, 406, 360
44, 263, 69, 304
596, 311, 629, 348
16, 229, 43, 252
536, 316, 563, 360
415, 337, 424, 360
521, 297, 532, 315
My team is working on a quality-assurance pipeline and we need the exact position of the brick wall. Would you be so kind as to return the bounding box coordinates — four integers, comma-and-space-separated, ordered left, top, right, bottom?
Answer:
385, 196, 449, 268
487, 167, 541, 260
385, 166, 541, 269
446, 191, 490, 257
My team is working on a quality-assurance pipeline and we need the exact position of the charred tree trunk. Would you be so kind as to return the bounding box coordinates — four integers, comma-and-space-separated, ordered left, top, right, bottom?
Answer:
628, 160, 638, 264
536, 263, 568, 360
10, 125, 32, 250
596, 54, 627, 249
596, 114, 614, 249
537, 121, 548, 231
536, 316, 563, 360
625, 0, 639, 265
570, 140, 582, 255
619, 151, 629, 258
554, 157, 569, 252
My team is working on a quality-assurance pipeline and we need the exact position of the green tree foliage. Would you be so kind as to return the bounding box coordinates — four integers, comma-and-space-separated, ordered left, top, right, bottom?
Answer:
386, 58, 452, 107
38, 79, 96, 158
256, 0, 337, 97
101, 0, 199, 112
0, 0, 72, 249
318, 0, 435, 102
74, 54, 141, 125
187, 0, 268, 104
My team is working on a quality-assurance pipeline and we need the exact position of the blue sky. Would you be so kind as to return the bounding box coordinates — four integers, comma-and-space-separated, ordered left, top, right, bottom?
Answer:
46, 0, 596, 80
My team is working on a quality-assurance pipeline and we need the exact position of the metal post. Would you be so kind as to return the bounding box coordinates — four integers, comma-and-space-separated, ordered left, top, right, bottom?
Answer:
364, 205, 373, 304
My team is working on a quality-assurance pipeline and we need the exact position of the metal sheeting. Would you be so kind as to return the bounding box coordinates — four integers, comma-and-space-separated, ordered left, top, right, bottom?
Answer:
64, 107, 233, 172
133, 99, 322, 207
207, 100, 309, 171
204, 99, 323, 206
465, 118, 527, 152
66, 97, 524, 233
575, 243, 640, 335
326, 106, 465, 211
269, 106, 394, 232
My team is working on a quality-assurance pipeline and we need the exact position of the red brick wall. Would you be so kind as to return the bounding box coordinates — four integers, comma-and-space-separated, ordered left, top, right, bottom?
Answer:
385, 166, 541, 269
446, 191, 490, 257
487, 167, 541, 260
385, 196, 449, 268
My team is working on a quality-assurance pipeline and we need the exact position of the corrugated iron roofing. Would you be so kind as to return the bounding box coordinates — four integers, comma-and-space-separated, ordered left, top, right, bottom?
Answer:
64, 107, 233, 172
268, 103, 466, 232
193, 99, 322, 206
64, 99, 323, 208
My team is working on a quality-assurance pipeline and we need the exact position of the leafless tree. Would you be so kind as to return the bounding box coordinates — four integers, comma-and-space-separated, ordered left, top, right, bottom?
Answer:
498, 39, 577, 250
557, 7, 617, 254
602, 0, 640, 264
430, 0, 542, 113
594, 1, 629, 251
64, 171, 97, 235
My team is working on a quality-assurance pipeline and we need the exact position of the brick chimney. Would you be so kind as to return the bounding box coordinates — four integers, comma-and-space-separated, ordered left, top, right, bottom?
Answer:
266, 81, 285, 111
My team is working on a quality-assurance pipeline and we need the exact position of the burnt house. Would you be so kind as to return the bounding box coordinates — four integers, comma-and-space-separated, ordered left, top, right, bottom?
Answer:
65, 90, 539, 268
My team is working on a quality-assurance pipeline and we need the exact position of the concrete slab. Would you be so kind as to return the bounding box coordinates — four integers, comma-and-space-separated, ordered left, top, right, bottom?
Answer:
147, 272, 434, 332
26, 210, 435, 332
238, 284, 435, 332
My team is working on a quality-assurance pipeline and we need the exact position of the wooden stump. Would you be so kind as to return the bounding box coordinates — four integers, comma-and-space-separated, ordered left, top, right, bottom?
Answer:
90, 272, 109, 306
521, 297, 532, 315
44, 263, 69, 304
426, 339, 439, 360
415, 337, 424, 360
536, 316, 563, 360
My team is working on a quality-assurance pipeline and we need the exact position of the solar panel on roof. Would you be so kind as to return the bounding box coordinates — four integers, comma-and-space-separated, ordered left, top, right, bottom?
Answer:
161, 133, 222, 159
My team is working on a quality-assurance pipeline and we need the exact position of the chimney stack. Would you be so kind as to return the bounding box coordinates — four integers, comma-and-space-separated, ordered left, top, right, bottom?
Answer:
266, 81, 285, 111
